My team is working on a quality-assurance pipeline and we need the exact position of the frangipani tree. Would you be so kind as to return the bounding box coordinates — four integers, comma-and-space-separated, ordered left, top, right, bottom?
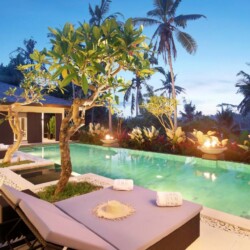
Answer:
29, 19, 152, 194
142, 96, 185, 147
0, 61, 53, 163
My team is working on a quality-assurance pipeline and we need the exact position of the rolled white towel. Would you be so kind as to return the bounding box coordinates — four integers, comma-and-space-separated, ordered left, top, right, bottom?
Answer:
156, 191, 183, 207
113, 179, 134, 191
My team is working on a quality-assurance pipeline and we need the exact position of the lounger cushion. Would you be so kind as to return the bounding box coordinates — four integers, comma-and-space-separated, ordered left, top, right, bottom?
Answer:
56, 186, 202, 250
0, 184, 67, 219
0, 184, 24, 206
19, 200, 116, 250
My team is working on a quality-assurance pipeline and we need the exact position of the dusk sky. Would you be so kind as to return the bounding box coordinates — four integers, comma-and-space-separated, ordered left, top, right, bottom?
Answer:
0, 0, 249, 116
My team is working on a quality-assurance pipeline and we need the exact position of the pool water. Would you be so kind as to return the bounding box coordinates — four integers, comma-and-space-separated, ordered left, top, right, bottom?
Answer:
21, 143, 250, 219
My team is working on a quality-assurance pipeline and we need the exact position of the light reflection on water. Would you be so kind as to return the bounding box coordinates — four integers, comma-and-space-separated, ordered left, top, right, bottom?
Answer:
21, 143, 250, 219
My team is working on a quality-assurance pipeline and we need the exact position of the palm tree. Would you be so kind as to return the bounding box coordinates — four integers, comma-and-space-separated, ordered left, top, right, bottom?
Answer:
88, 0, 123, 26
180, 100, 202, 122
215, 106, 239, 137
0, 38, 37, 85
124, 75, 153, 116
236, 66, 250, 116
154, 66, 185, 98
133, 0, 205, 129
11, 38, 37, 65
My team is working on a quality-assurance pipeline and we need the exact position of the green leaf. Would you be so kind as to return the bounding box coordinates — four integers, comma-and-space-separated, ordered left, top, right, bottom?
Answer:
30, 50, 41, 61
60, 73, 76, 88
93, 62, 105, 74
81, 74, 88, 95
131, 36, 146, 46
51, 67, 64, 80
18, 64, 33, 70
93, 26, 101, 40
140, 69, 154, 75
118, 88, 127, 92
115, 95, 119, 104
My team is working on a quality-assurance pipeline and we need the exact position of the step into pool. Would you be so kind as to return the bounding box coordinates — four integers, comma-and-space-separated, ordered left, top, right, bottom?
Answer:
14, 165, 61, 185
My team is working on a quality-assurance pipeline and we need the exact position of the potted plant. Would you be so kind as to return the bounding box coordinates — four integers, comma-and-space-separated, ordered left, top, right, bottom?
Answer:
47, 116, 56, 139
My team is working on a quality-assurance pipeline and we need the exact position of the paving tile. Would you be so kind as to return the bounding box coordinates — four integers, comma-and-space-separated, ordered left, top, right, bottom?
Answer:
188, 222, 250, 250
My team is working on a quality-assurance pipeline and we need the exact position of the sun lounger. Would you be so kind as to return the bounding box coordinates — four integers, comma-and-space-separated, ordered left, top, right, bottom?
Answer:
0, 184, 202, 250
0, 184, 116, 250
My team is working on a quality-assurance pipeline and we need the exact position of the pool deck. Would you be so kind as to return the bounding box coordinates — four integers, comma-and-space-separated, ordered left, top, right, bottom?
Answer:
0, 151, 250, 250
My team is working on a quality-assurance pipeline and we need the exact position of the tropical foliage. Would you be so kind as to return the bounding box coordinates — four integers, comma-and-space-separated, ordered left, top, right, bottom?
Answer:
154, 66, 185, 98
191, 130, 228, 147
133, 0, 205, 128
0, 39, 37, 85
123, 75, 153, 116
180, 100, 202, 122
142, 96, 177, 132
236, 65, 250, 116
142, 96, 186, 149
128, 127, 145, 145
214, 106, 239, 138
88, 0, 123, 26
79, 123, 108, 145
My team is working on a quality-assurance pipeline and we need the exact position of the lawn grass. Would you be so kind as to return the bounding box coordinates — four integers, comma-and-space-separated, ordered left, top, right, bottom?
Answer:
0, 160, 33, 168
37, 181, 102, 202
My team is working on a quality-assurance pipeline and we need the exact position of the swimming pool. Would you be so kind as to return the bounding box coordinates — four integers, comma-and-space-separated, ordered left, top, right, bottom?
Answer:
21, 143, 250, 219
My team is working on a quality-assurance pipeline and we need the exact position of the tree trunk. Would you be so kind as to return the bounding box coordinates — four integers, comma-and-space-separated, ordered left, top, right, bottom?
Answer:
3, 133, 23, 163
55, 101, 85, 195
135, 81, 139, 117
108, 101, 112, 134
3, 110, 23, 164
167, 53, 177, 130
54, 118, 72, 195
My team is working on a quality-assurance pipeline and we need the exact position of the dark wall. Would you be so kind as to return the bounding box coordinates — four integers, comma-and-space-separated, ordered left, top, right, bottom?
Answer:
55, 114, 62, 141
27, 113, 42, 143
0, 112, 13, 144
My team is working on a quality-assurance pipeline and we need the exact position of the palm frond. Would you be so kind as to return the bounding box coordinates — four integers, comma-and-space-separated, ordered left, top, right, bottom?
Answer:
169, 0, 182, 16
174, 14, 206, 29
154, 66, 166, 76
89, 17, 98, 26
237, 70, 250, 80
153, 0, 165, 10
153, 0, 173, 15
144, 83, 154, 95
175, 85, 185, 95
154, 87, 166, 92
151, 26, 161, 42
238, 97, 250, 116
147, 8, 163, 19
175, 30, 197, 54
123, 85, 133, 105
164, 0, 174, 14
100, 0, 111, 16
88, 4, 95, 17
132, 17, 161, 27
137, 91, 143, 104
